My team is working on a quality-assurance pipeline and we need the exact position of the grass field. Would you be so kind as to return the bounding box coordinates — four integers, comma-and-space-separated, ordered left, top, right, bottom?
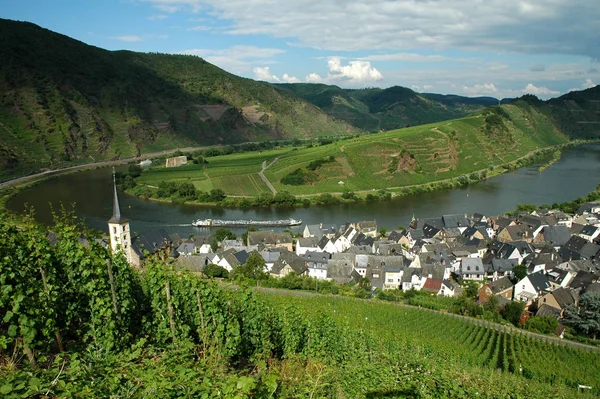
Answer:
132, 102, 570, 199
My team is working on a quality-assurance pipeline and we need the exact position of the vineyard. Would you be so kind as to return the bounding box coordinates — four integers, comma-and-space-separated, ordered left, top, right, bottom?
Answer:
1, 215, 599, 398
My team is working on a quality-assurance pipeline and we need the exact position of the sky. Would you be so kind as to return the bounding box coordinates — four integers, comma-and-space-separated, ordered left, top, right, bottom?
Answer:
1, 0, 599, 100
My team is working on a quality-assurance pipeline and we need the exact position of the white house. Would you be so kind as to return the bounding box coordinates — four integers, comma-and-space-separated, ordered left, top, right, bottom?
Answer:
383, 266, 403, 290
460, 258, 485, 281
513, 271, 552, 304
296, 237, 320, 256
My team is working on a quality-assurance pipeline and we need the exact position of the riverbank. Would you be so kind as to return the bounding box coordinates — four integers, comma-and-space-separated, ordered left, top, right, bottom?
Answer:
123, 139, 598, 209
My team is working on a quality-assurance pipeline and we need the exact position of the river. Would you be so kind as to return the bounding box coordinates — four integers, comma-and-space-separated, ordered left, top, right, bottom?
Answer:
6, 143, 600, 237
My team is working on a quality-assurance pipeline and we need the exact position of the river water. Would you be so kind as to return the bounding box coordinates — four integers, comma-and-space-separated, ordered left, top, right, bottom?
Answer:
7, 144, 600, 237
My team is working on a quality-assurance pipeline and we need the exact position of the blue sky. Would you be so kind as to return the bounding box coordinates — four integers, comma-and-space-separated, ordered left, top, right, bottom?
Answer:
2, 0, 598, 99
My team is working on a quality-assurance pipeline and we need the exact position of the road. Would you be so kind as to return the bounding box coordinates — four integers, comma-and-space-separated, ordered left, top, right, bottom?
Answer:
259, 158, 279, 195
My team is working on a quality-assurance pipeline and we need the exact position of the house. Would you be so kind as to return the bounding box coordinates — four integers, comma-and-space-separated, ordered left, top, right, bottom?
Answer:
513, 271, 552, 304
193, 235, 213, 253
423, 223, 443, 239
303, 224, 324, 239
442, 214, 471, 231
296, 236, 320, 256
327, 259, 355, 284
354, 254, 369, 277
176, 241, 195, 256
538, 287, 577, 315
478, 276, 514, 302
130, 229, 173, 267
578, 225, 600, 242
497, 225, 532, 243
533, 226, 571, 247
460, 258, 485, 281
568, 270, 598, 292
357, 220, 378, 237
246, 231, 293, 251
383, 266, 403, 290
270, 252, 307, 278
486, 258, 518, 280
259, 250, 282, 272
304, 251, 330, 280
316, 236, 337, 253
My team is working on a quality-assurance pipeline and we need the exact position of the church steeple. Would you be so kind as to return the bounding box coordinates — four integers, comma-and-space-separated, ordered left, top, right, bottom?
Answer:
108, 168, 131, 263
108, 167, 128, 224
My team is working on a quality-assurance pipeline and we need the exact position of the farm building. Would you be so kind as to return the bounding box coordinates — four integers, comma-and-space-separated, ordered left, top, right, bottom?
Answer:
165, 156, 188, 168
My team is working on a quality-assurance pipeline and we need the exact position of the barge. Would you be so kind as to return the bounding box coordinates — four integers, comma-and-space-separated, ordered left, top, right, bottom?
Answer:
192, 218, 302, 227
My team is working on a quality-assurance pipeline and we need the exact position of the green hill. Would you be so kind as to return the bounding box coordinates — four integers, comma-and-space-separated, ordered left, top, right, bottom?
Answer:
0, 19, 359, 178
275, 83, 499, 131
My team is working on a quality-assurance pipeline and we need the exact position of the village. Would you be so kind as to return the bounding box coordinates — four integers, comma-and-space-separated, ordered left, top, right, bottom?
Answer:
107, 161, 600, 333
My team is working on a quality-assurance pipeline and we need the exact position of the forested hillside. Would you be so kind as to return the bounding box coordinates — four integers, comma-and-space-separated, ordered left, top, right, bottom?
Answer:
275, 83, 500, 131
0, 19, 358, 179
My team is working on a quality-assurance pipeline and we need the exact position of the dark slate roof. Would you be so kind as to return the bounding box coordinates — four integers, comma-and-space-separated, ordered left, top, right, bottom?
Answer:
327, 260, 354, 284
528, 271, 552, 293
518, 214, 543, 230
304, 251, 330, 265
461, 258, 484, 275
488, 276, 514, 294
491, 258, 518, 273
580, 243, 600, 259
472, 213, 486, 223
586, 282, 600, 293
423, 223, 441, 239
387, 230, 404, 243
233, 250, 250, 265
108, 178, 128, 224
569, 271, 598, 291
131, 229, 171, 257
536, 304, 561, 319
557, 247, 582, 262
317, 235, 332, 250
563, 235, 588, 253
580, 225, 599, 237
551, 287, 576, 308
271, 252, 306, 275
442, 214, 471, 228
576, 201, 600, 215
305, 224, 324, 239
539, 226, 571, 246
497, 243, 518, 259
297, 237, 320, 248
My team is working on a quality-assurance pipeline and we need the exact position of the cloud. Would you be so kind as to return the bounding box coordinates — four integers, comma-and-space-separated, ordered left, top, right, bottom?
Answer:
327, 58, 383, 82
111, 35, 144, 42
360, 53, 449, 62
282, 73, 300, 83
569, 78, 597, 92
187, 25, 212, 31
462, 83, 498, 95
522, 83, 559, 96
142, 0, 600, 58
305, 73, 323, 83
588, 68, 599, 74
177, 45, 285, 74
530, 64, 545, 72
253, 66, 280, 82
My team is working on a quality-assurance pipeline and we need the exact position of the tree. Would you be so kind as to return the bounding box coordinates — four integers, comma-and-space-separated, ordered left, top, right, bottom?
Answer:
209, 188, 226, 202
563, 291, 600, 339
513, 264, 528, 281
524, 316, 559, 335
178, 182, 197, 199
204, 263, 229, 278
379, 226, 387, 237
501, 301, 526, 326
215, 228, 236, 242
231, 252, 268, 281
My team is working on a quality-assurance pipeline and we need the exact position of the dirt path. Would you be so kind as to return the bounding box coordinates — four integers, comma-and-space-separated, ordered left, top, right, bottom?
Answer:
259, 158, 278, 195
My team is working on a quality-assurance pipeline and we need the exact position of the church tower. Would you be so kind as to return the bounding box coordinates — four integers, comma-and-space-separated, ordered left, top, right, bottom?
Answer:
108, 168, 132, 263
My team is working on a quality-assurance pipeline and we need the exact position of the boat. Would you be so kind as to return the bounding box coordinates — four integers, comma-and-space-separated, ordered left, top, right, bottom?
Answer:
192, 218, 302, 227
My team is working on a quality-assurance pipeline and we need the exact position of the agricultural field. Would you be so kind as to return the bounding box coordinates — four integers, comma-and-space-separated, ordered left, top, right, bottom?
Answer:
260, 292, 600, 396
132, 101, 569, 199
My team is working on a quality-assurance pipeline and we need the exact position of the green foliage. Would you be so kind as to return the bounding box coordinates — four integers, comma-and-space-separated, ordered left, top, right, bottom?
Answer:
524, 316, 559, 335
280, 168, 306, 185
512, 264, 528, 280
231, 252, 268, 281
502, 302, 526, 326
563, 291, 600, 339
204, 263, 229, 279
215, 228, 236, 242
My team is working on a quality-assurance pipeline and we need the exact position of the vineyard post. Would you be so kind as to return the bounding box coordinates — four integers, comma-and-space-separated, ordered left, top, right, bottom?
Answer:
165, 280, 176, 342
106, 259, 120, 317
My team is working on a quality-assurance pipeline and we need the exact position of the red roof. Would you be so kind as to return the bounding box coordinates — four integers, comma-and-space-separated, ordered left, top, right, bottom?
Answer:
423, 278, 443, 292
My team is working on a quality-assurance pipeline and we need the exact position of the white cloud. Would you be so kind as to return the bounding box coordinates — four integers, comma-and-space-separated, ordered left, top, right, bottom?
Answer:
282, 73, 300, 83
522, 83, 559, 96
177, 45, 284, 74
142, 0, 600, 58
305, 73, 323, 83
253, 66, 280, 82
462, 83, 498, 95
111, 35, 144, 42
360, 53, 449, 62
327, 58, 383, 82
569, 78, 597, 92
187, 25, 212, 31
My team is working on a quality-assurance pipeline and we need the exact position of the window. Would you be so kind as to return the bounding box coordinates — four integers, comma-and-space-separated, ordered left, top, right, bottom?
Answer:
387, 279, 393, 283
113, 226, 116, 234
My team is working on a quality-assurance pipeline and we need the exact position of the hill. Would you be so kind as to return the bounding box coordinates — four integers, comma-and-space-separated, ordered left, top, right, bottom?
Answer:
0, 19, 358, 179
131, 100, 577, 201
275, 83, 500, 131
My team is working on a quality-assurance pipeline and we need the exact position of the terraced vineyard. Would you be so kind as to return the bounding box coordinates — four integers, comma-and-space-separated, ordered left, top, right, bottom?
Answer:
132, 100, 570, 200
260, 292, 600, 395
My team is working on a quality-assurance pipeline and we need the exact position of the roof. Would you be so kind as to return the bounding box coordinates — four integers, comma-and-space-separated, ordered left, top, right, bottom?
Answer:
551, 287, 577, 308
131, 229, 171, 257
569, 271, 598, 291
423, 223, 441, 239
327, 260, 354, 284
423, 278, 443, 292
304, 224, 324, 239
563, 235, 589, 253
491, 258, 518, 272
461, 258, 485, 275
488, 276, 514, 294
536, 304, 561, 318
271, 252, 306, 275
442, 214, 471, 228
176, 242, 195, 255
539, 226, 571, 246
108, 171, 128, 224
297, 237, 320, 248
581, 225, 599, 236
247, 231, 293, 246
527, 271, 552, 293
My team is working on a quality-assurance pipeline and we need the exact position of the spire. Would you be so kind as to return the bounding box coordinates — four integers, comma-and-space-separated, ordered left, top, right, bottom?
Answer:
108, 167, 128, 223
